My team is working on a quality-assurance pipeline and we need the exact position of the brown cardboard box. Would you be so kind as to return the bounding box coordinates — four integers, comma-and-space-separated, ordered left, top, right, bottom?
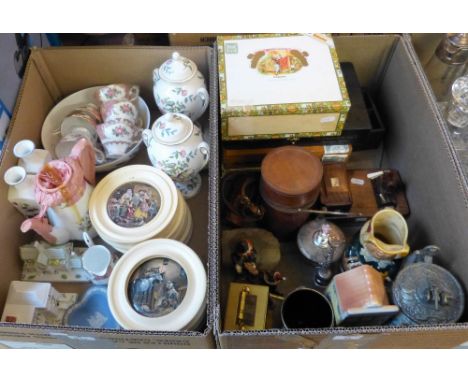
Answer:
215, 34, 468, 348
169, 33, 236, 46
0, 46, 218, 348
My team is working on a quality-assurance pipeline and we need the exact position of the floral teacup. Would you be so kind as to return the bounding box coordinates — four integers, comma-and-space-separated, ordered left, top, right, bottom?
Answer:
100, 100, 139, 124
96, 84, 139, 103
97, 120, 138, 158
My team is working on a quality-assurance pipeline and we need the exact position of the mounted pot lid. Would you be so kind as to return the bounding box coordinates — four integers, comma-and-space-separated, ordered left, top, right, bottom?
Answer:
89, 165, 178, 245
153, 113, 194, 145
297, 218, 346, 264
107, 239, 207, 331
159, 52, 197, 83
392, 262, 464, 324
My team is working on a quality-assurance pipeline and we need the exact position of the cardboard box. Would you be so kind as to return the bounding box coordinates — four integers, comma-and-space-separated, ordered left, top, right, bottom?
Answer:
215, 34, 468, 348
169, 33, 237, 46
0, 46, 218, 348
218, 34, 351, 141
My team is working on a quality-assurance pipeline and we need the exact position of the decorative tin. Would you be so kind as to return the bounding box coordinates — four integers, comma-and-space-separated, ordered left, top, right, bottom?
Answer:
107, 239, 206, 331
391, 246, 465, 325
217, 34, 351, 141
326, 265, 399, 326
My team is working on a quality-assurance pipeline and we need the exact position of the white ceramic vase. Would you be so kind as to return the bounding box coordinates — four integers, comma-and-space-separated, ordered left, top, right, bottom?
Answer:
13, 139, 51, 174
153, 52, 209, 121
4, 166, 40, 217
143, 113, 210, 199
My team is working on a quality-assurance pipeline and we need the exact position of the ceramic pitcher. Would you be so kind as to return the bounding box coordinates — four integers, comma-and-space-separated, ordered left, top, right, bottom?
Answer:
20, 138, 97, 245
143, 113, 209, 199
153, 52, 209, 121
342, 208, 410, 278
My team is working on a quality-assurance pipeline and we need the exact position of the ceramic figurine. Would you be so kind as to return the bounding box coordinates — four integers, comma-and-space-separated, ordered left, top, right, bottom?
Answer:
20, 138, 97, 245
342, 208, 410, 278
231, 239, 259, 281
143, 113, 210, 198
13, 139, 51, 174
297, 218, 346, 285
263, 271, 286, 295
4, 166, 40, 217
390, 246, 465, 325
153, 52, 209, 121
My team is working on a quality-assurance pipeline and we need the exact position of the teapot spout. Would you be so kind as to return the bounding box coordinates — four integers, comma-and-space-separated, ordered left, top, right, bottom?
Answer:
21, 217, 70, 245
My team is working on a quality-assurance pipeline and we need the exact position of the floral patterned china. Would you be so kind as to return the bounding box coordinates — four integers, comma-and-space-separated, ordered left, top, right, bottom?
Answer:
153, 52, 209, 121
143, 112, 210, 199
41, 86, 150, 173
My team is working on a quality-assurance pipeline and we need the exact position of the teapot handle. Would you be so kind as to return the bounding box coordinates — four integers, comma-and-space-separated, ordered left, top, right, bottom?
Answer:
142, 129, 153, 148
196, 87, 210, 117
153, 68, 160, 83
198, 141, 210, 168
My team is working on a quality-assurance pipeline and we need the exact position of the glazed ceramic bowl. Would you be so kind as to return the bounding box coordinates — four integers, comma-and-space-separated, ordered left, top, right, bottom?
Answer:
41, 86, 150, 173
107, 239, 207, 331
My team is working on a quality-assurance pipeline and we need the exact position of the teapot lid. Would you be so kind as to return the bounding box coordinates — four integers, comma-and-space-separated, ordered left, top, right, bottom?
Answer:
159, 52, 197, 83
153, 113, 194, 145
392, 262, 464, 324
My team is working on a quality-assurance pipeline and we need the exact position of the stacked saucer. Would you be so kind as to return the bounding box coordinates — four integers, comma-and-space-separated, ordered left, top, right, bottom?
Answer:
89, 165, 192, 253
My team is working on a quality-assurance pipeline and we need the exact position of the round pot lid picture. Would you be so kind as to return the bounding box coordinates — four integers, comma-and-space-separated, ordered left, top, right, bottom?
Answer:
89, 165, 178, 244
128, 257, 187, 318
107, 239, 207, 331
106, 182, 161, 228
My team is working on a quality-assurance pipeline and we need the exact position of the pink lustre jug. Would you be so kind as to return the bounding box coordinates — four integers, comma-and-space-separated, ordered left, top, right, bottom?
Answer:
21, 138, 97, 245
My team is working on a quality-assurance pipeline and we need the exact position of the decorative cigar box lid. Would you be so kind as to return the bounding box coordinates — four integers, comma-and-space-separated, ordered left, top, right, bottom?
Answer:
224, 282, 269, 331
260, 146, 323, 208
217, 34, 351, 141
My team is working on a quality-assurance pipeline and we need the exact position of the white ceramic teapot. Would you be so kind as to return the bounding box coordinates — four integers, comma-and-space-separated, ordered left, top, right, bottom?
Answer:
153, 52, 209, 121
142, 113, 210, 199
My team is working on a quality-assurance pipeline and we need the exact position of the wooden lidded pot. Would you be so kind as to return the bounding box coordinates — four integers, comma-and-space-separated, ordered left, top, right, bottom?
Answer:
260, 146, 323, 238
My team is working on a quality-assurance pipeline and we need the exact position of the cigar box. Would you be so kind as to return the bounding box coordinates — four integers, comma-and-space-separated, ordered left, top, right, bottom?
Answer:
218, 34, 351, 141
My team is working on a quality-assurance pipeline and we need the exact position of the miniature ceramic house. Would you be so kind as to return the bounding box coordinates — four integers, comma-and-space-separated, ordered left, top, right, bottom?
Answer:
1, 281, 77, 325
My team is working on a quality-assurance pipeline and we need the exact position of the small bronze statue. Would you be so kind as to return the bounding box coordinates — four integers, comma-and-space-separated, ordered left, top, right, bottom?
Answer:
231, 239, 259, 281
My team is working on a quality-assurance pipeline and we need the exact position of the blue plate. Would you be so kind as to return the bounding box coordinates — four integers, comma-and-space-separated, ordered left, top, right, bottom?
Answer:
63, 286, 120, 329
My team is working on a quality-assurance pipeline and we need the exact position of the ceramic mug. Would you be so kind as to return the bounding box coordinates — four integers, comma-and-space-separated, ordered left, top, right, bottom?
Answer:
96, 84, 139, 103
281, 287, 334, 329
82, 232, 116, 285
100, 100, 139, 124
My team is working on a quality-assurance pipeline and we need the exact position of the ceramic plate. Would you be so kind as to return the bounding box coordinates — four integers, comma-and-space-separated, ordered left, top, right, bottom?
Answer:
89, 165, 178, 246
41, 86, 150, 173
63, 286, 120, 329
107, 239, 206, 331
